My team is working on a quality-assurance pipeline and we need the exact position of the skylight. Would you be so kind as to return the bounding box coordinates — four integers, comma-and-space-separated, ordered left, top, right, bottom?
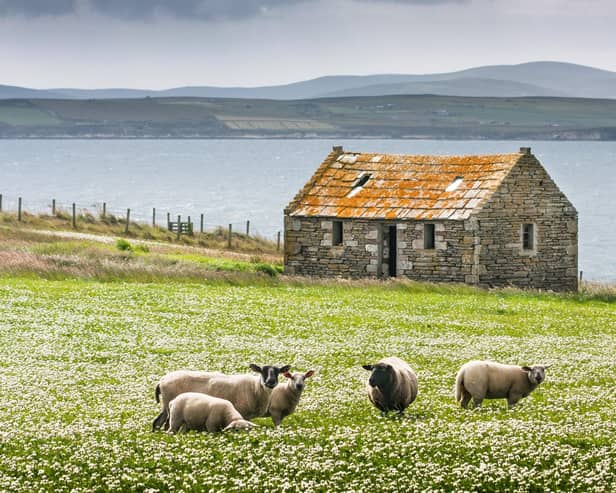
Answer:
347, 172, 372, 198
445, 176, 463, 192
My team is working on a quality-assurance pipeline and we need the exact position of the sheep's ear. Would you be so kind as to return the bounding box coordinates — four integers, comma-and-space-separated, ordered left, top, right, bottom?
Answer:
362, 365, 374, 371
278, 364, 292, 373
521, 366, 532, 372
304, 370, 315, 378
249, 364, 262, 373
283, 371, 293, 379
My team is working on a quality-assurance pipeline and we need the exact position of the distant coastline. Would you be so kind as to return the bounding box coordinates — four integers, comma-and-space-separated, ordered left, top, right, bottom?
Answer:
1, 94, 615, 140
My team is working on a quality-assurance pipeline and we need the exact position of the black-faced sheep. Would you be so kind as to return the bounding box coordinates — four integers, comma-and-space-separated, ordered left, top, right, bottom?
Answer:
265, 370, 315, 426
167, 392, 255, 433
152, 364, 291, 431
362, 357, 418, 414
455, 360, 551, 409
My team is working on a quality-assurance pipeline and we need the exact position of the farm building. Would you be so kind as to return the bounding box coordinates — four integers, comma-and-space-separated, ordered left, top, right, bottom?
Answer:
284, 146, 578, 291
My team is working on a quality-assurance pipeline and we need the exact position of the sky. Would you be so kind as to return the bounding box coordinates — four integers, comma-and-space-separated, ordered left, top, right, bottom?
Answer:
1, 0, 615, 89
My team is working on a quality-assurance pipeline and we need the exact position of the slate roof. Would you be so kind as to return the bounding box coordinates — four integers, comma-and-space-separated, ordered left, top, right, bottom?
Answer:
286, 147, 525, 220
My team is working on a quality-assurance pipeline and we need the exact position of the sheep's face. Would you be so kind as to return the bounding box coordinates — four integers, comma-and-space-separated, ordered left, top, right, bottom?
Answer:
250, 364, 292, 389
283, 370, 315, 392
363, 363, 393, 390
522, 364, 551, 385
223, 420, 256, 432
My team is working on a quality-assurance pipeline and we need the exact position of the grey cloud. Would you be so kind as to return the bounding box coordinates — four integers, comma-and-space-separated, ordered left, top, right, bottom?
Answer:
0, 0, 76, 16
0, 0, 473, 20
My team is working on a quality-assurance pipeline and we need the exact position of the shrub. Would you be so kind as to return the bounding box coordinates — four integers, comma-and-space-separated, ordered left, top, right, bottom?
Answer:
116, 239, 132, 251
254, 263, 281, 277
133, 244, 149, 253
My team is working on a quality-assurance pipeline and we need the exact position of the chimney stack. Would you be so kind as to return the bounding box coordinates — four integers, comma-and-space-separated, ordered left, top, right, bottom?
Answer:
520, 147, 531, 155
332, 145, 344, 154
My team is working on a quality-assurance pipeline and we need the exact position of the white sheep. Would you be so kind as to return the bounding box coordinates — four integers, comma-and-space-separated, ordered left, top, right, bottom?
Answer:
362, 357, 418, 414
455, 360, 551, 409
264, 370, 315, 426
167, 392, 256, 433
152, 364, 291, 431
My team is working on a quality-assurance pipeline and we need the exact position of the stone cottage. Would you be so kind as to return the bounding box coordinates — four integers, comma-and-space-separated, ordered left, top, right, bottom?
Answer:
284, 146, 578, 291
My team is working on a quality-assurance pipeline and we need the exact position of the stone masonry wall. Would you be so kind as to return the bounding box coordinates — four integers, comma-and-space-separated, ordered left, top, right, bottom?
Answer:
474, 154, 578, 291
284, 215, 476, 282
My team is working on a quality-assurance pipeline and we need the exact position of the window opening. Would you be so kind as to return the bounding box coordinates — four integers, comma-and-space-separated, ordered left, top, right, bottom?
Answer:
424, 224, 435, 249
333, 221, 343, 246
522, 223, 534, 251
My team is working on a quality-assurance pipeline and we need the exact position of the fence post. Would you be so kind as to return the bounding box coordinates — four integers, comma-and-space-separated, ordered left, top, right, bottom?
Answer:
152, 208, 156, 227
579, 270, 584, 283
200, 213, 204, 234
246, 220, 250, 236
52, 199, 56, 215
277, 231, 281, 251
18, 197, 22, 222
72, 203, 76, 228
177, 215, 181, 240
125, 208, 130, 234
102, 202, 106, 218
228, 224, 232, 248
0, 193, 3, 212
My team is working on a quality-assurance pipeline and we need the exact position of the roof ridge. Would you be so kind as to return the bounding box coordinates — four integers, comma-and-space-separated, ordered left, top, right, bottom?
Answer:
284, 146, 344, 214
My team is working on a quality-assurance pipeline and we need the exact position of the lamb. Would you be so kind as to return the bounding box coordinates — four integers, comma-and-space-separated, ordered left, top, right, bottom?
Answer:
265, 370, 315, 426
167, 392, 255, 433
152, 364, 291, 431
455, 360, 551, 409
362, 357, 418, 414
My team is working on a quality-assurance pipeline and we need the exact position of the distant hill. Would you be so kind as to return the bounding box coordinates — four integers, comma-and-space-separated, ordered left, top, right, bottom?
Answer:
1, 94, 615, 140
2, 61, 616, 100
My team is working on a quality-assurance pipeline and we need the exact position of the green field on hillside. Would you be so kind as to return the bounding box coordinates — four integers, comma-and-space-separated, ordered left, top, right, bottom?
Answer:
1, 95, 616, 139
0, 277, 614, 492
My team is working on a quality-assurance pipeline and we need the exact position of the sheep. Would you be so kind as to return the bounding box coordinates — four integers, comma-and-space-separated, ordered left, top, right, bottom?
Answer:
362, 357, 418, 414
167, 392, 256, 433
455, 360, 551, 409
265, 370, 315, 426
152, 364, 291, 431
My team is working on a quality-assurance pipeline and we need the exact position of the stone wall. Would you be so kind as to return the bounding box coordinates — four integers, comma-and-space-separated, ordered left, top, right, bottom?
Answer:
475, 154, 578, 291
284, 215, 475, 283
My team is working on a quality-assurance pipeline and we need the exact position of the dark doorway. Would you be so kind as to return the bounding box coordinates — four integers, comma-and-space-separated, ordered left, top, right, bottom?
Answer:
388, 225, 397, 277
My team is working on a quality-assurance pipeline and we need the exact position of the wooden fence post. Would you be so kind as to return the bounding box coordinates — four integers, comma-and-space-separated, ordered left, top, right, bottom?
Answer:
18, 197, 22, 222
277, 231, 281, 251
167, 212, 171, 230
177, 215, 181, 240
102, 202, 106, 218
200, 213, 204, 234
228, 224, 232, 248
246, 220, 250, 236
152, 208, 156, 227
125, 208, 130, 234
0, 193, 3, 212
72, 203, 76, 228
52, 199, 56, 215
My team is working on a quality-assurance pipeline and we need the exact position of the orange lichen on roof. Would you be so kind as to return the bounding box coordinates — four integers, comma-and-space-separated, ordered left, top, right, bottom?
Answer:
286, 149, 524, 220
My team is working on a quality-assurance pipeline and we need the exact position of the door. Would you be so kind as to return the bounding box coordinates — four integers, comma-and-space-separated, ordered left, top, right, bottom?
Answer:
388, 225, 397, 277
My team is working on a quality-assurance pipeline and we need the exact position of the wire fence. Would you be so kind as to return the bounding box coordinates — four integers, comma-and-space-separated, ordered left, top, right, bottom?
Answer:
0, 192, 283, 250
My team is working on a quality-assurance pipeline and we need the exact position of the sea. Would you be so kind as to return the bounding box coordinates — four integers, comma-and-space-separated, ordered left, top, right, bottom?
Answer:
0, 139, 614, 281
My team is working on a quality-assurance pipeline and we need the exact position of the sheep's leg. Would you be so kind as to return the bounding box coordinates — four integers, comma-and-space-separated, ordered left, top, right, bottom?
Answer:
152, 410, 167, 431
168, 416, 183, 434
472, 397, 483, 409
507, 396, 520, 409
460, 390, 472, 409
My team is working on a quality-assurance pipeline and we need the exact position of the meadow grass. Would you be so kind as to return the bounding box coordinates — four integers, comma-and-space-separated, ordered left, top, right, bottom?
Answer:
0, 276, 614, 492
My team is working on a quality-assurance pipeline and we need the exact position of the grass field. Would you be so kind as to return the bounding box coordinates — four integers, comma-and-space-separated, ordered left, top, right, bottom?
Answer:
0, 274, 615, 492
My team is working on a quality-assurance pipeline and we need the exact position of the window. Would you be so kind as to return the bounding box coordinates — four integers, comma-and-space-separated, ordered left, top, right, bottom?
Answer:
424, 223, 435, 249
522, 223, 535, 251
333, 221, 343, 246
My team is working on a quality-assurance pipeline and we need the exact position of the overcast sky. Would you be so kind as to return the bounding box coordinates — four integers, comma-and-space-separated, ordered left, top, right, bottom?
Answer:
1, 0, 615, 89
